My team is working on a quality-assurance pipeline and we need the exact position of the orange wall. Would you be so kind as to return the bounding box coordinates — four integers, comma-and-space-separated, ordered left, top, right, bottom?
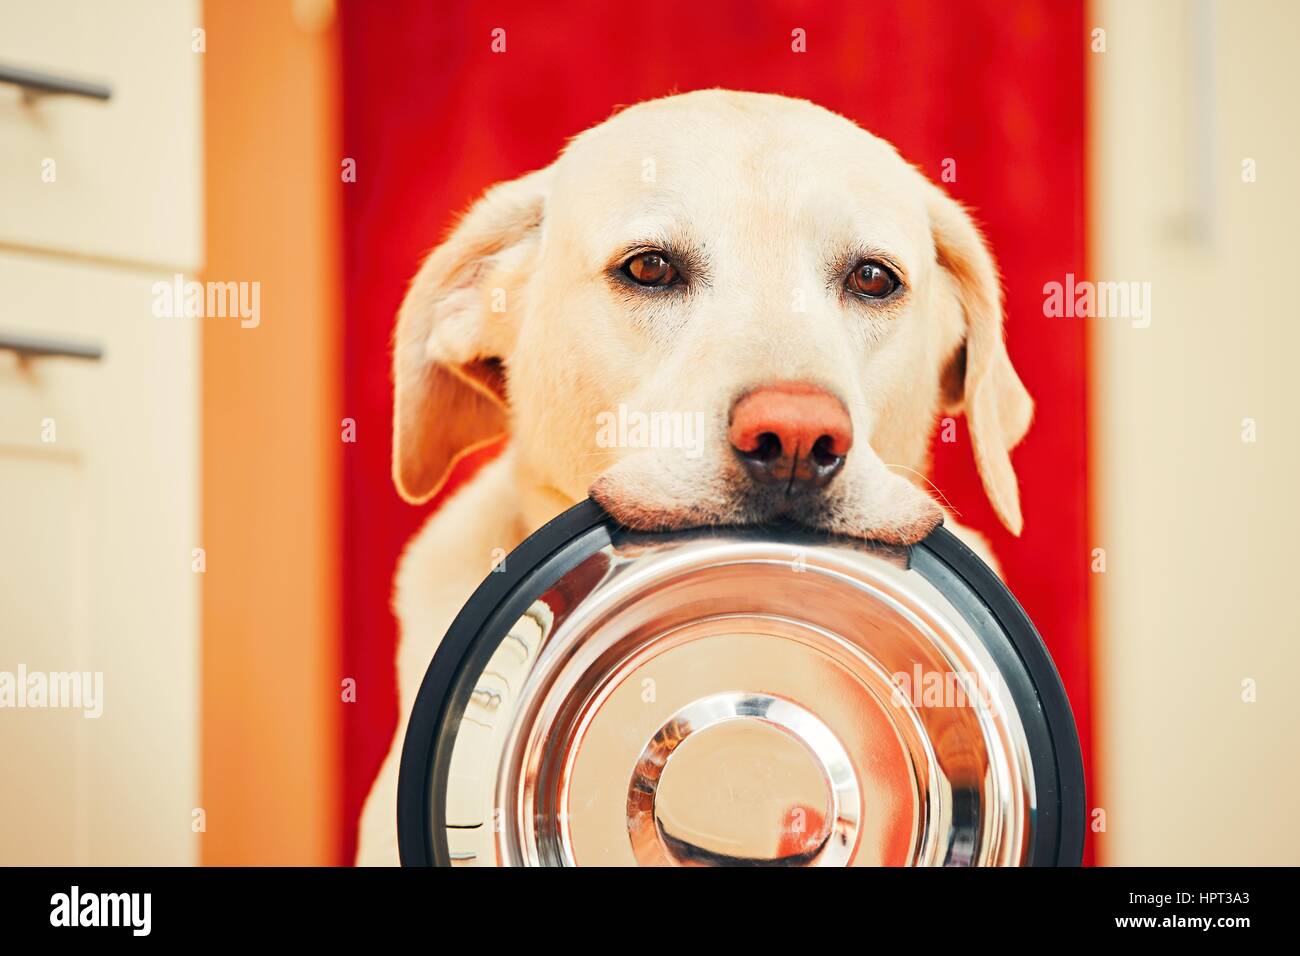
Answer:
201, 0, 342, 865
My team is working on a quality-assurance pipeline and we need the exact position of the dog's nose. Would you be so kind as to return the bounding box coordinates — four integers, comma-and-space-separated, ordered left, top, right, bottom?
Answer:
728, 383, 853, 491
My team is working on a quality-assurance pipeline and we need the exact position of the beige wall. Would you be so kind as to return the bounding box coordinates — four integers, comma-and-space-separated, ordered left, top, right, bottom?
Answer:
1090, 0, 1300, 864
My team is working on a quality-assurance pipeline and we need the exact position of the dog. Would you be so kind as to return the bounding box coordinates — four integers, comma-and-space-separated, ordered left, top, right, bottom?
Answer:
355, 89, 1032, 866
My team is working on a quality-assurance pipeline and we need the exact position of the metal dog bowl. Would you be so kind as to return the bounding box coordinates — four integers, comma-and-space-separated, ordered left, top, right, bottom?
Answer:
397, 499, 1085, 866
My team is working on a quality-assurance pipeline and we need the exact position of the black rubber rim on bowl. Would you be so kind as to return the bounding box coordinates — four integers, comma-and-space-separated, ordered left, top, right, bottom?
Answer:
396, 498, 1087, 867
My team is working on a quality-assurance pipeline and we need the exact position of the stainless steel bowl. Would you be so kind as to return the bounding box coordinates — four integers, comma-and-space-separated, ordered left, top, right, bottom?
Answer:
398, 500, 1085, 866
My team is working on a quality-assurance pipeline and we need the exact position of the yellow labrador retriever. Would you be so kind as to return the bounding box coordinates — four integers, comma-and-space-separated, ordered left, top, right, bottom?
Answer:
356, 89, 1032, 865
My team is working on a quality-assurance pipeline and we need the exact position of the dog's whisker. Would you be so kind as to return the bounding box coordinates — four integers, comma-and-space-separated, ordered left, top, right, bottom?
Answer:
883, 462, 961, 517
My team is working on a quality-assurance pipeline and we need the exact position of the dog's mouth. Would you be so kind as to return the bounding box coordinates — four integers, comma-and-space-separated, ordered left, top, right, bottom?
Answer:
589, 475, 944, 547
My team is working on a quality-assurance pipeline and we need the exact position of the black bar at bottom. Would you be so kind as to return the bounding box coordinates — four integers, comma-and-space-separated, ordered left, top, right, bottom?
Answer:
0, 865, 1278, 941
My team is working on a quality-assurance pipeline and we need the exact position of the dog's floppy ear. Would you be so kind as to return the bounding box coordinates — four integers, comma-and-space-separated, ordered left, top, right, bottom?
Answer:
392, 166, 553, 504
928, 184, 1034, 535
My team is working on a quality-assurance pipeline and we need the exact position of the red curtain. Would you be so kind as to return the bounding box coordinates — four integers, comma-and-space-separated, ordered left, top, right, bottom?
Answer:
340, 0, 1091, 863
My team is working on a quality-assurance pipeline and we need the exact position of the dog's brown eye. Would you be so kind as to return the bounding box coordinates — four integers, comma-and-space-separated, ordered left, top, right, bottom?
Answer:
846, 260, 899, 298
623, 251, 679, 287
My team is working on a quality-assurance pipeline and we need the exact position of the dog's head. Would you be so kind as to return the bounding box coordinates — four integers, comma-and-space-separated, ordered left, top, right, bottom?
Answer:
392, 90, 1032, 544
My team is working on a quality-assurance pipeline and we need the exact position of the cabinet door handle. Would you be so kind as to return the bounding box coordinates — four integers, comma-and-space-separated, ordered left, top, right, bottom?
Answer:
0, 331, 103, 361
0, 63, 111, 101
